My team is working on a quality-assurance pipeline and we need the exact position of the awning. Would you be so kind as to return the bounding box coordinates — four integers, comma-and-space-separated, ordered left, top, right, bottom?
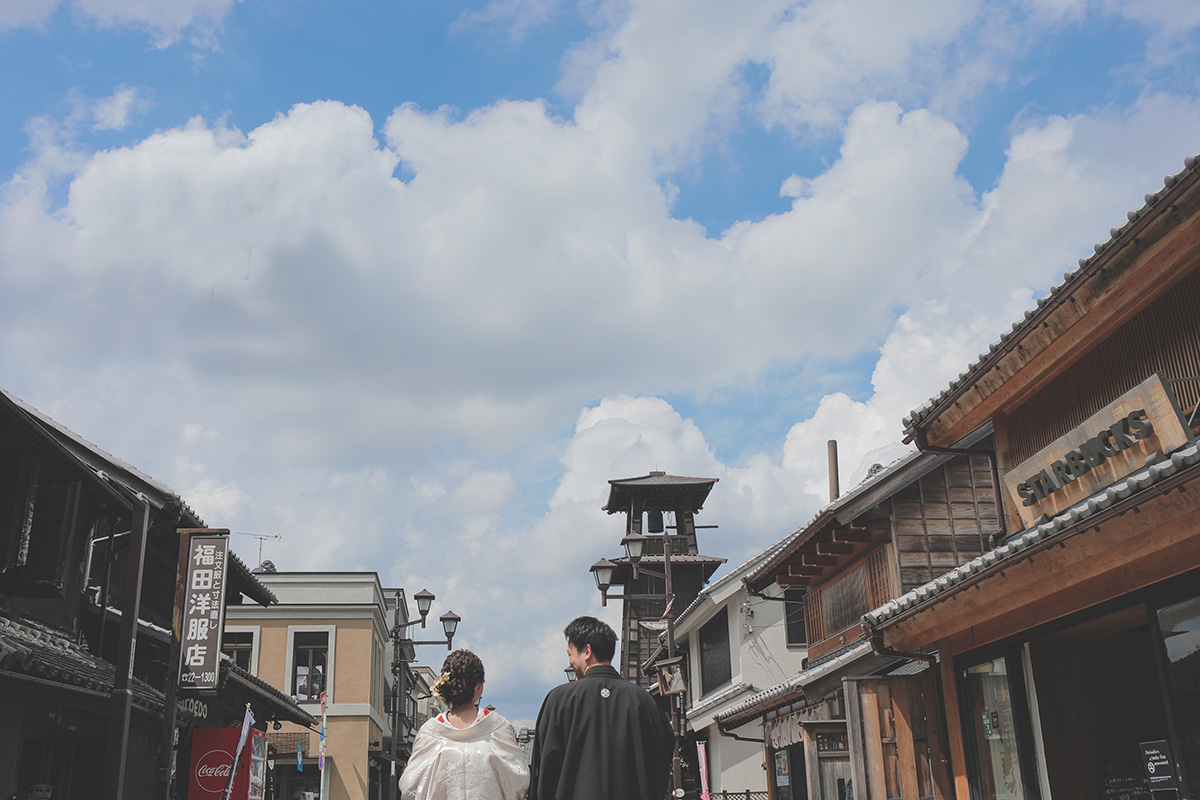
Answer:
219, 656, 317, 728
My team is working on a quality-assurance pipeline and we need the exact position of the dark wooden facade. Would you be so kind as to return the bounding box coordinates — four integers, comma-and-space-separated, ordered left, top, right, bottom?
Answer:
736, 444, 999, 800
0, 390, 309, 800
871, 155, 1200, 800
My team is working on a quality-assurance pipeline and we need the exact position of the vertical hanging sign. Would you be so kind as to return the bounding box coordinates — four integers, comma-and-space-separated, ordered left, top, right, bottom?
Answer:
319, 691, 327, 770
179, 534, 229, 691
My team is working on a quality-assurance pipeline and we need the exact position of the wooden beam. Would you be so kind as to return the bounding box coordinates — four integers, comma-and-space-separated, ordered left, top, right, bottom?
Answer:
817, 541, 856, 556
923, 182, 1200, 449
775, 574, 810, 587
834, 526, 876, 543
881, 481, 1200, 653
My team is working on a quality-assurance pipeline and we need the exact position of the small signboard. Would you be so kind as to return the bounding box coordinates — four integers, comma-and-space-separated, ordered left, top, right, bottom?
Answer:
179, 535, 230, 691
655, 655, 687, 696
1103, 774, 1151, 800
1140, 740, 1179, 792
1002, 373, 1192, 527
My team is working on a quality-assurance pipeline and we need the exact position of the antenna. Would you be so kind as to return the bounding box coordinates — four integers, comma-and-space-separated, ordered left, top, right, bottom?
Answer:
233, 531, 283, 564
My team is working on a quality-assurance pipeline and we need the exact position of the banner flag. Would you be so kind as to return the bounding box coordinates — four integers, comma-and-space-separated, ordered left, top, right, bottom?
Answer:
221, 704, 255, 800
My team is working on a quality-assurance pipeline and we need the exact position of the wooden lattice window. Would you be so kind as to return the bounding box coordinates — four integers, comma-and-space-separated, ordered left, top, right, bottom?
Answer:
784, 589, 807, 646
803, 547, 893, 648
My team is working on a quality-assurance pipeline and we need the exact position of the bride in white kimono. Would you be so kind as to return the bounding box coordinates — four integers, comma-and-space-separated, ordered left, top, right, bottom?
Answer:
399, 650, 529, 800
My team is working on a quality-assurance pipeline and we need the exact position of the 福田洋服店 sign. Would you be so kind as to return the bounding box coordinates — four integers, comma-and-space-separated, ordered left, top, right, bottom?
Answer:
1002, 373, 1192, 527
179, 534, 230, 691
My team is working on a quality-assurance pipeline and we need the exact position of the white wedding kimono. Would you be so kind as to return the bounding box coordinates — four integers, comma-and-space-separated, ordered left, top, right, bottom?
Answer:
399, 708, 530, 800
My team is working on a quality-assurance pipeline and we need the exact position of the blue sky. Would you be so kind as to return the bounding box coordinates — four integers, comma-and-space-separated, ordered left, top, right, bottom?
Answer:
3, 0, 1200, 727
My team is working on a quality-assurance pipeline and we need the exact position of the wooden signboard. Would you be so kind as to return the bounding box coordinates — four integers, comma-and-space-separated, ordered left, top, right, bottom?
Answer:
1002, 373, 1192, 528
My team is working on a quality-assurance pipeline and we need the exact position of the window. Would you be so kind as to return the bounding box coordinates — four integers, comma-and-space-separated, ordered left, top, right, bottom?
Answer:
372, 638, 384, 712
0, 444, 82, 596
699, 611, 731, 696
223, 631, 254, 672
784, 589, 806, 646
293, 632, 329, 702
804, 546, 893, 648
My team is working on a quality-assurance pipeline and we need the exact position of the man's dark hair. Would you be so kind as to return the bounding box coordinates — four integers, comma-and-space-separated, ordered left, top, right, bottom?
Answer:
564, 616, 617, 663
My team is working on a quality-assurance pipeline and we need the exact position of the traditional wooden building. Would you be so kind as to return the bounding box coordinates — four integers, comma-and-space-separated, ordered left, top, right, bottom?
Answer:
864, 153, 1200, 799
598, 472, 726, 689
0, 388, 310, 800
716, 438, 1000, 800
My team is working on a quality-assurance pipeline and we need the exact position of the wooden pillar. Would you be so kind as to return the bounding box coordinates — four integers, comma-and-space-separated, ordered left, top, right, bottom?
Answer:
103, 501, 150, 800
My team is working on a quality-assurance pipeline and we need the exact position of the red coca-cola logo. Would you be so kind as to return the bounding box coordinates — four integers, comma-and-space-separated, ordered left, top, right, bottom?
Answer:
195, 749, 235, 794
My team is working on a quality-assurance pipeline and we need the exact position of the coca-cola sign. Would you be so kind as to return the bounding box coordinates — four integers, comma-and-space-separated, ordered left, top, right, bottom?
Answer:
194, 749, 235, 794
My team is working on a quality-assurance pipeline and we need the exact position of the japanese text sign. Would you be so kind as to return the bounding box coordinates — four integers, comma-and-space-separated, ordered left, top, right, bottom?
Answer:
180, 535, 229, 690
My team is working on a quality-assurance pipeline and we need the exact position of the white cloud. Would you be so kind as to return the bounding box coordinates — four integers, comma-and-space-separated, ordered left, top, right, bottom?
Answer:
0, 0, 59, 29
90, 86, 152, 131
180, 423, 218, 444
757, 0, 991, 133
0, 0, 240, 44
172, 455, 250, 522
453, 0, 564, 43
73, 0, 240, 47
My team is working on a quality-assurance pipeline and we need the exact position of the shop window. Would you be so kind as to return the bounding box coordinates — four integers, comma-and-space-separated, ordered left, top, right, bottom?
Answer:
784, 589, 807, 646
959, 650, 1040, 800
223, 631, 255, 672
699, 611, 731, 696
293, 631, 329, 702
1156, 594, 1200, 799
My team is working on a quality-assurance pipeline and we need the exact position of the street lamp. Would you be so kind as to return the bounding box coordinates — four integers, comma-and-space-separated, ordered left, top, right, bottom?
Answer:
621, 532, 647, 578
388, 589, 463, 800
413, 589, 435, 620
589, 558, 617, 604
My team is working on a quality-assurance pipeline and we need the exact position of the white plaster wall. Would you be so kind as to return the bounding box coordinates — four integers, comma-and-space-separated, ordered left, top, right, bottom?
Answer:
734, 587, 806, 691
705, 728, 766, 793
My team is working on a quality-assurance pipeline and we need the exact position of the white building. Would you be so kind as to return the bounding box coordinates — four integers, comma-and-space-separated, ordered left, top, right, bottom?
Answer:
672, 543, 809, 795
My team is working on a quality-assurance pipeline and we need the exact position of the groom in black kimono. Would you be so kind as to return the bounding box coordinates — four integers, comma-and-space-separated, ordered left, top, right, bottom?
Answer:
528, 616, 674, 800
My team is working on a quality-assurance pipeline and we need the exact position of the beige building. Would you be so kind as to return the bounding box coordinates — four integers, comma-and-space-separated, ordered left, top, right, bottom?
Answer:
225, 570, 396, 800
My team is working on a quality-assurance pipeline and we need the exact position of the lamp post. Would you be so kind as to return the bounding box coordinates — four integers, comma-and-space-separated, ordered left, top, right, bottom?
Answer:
388, 589, 462, 800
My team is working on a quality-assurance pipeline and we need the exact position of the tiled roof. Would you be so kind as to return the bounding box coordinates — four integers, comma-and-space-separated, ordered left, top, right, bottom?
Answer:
685, 681, 754, 719
713, 641, 873, 728
902, 153, 1200, 439
864, 441, 1200, 629
0, 613, 179, 717
220, 655, 316, 727
1, 387, 276, 606
675, 542, 785, 626
0, 387, 205, 525
604, 472, 719, 513
742, 443, 966, 590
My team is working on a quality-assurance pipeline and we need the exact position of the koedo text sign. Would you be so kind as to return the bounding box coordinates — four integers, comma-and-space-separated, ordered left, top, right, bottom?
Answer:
179, 534, 229, 690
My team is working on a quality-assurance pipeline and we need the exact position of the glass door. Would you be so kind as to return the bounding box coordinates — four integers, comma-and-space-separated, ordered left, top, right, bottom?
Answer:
1155, 593, 1200, 798
959, 652, 1039, 800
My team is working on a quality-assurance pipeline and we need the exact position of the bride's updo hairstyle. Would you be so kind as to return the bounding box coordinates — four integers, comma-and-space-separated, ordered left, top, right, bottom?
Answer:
437, 649, 485, 708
